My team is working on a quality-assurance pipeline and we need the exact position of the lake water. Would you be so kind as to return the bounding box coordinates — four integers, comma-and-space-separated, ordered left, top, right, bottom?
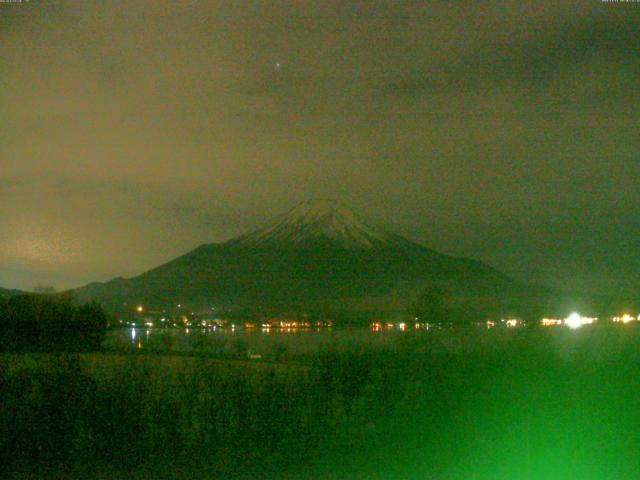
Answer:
103, 322, 614, 362
103, 325, 419, 359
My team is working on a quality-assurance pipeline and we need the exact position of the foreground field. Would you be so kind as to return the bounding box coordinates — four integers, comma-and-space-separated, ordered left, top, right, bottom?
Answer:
3, 325, 640, 479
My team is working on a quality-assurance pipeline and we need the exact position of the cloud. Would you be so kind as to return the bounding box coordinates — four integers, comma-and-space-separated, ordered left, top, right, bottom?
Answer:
0, 0, 639, 293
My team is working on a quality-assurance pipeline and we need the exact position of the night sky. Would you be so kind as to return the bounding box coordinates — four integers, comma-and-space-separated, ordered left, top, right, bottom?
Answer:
1, 1, 639, 296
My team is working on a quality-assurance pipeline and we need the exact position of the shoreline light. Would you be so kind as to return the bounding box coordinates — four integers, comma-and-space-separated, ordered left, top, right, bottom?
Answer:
564, 312, 596, 329
541, 318, 562, 327
613, 314, 635, 324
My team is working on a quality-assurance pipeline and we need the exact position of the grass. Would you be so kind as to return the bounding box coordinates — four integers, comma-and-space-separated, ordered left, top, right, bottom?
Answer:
2, 324, 640, 479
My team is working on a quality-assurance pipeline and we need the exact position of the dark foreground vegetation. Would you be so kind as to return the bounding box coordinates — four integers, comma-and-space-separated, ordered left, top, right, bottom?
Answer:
3, 325, 640, 479
0, 294, 107, 352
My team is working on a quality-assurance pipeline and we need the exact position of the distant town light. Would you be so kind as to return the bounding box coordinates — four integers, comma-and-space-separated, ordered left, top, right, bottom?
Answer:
613, 314, 635, 324
565, 312, 596, 329
136, 306, 144, 313
541, 318, 562, 327
505, 319, 519, 328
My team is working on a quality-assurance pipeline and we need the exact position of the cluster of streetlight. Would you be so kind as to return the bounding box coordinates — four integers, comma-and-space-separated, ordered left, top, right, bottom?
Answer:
537, 312, 639, 329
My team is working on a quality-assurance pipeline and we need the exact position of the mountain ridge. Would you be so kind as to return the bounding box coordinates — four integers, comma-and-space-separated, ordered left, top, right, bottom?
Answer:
0, 286, 25, 299
74, 199, 528, 316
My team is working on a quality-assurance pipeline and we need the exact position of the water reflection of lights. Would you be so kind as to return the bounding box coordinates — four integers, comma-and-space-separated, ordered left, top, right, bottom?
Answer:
131, 328, 136, 340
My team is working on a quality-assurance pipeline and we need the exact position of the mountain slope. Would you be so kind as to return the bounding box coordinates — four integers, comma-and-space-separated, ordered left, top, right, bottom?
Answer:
0, 286, 24, 299
75, 200, 524, 313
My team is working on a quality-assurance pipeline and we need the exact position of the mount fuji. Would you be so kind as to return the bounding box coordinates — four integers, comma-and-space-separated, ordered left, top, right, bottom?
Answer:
229, 199, 415, 250
75, 200, 528, 315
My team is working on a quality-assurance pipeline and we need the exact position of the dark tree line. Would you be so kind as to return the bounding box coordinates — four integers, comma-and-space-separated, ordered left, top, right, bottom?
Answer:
0, 294, 107, 352
409, 284, 452, 324
409, 283, 485, 325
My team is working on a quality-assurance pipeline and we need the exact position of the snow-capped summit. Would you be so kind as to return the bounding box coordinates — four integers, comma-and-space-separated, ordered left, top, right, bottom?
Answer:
230, 199, 408, 250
